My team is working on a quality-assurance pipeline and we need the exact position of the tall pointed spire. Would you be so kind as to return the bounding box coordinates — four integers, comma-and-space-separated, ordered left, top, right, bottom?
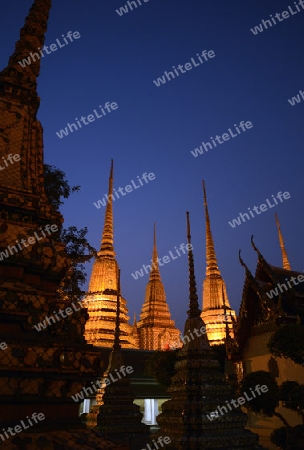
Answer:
202, 180, 220, 276
201, 181, 236, 345
183, 211, 208, 349
149, 222, 161, 281
0, 0, 52, 95
275, 213, 291, 270
100, 160, 115, 257
154, 213, 260, 450
186, 211, 201, 319
137, 224, 181, 350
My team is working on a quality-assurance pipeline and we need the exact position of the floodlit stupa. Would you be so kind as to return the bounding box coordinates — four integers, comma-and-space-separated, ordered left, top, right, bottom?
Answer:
201, 181, 236, 344
137, 224, 181, 350
84, 160, 137, 348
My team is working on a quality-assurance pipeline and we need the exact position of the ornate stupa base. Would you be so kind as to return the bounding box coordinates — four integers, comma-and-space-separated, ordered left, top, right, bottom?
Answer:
201, 307, 236, 345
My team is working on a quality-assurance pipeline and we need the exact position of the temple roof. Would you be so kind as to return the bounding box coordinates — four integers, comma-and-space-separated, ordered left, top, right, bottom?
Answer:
255, 258, 304, 297
237, 239, 304, 350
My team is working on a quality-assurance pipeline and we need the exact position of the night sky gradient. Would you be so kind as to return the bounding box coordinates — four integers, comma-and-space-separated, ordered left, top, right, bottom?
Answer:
1, 0, 303, 332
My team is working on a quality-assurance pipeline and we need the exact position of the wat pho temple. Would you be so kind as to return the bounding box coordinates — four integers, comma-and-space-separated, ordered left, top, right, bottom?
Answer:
0, 1, 303, 450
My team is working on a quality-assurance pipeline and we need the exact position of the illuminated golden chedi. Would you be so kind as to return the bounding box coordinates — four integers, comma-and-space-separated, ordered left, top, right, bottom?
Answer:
84, 160, 137, 348
137, 224, 181, 350
201, 181, 236, 344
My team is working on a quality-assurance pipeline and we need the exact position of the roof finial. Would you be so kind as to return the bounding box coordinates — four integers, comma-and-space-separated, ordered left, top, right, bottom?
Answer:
100, 160, 115, 256
239, 250, 253, 276
239, 250, 265, 302
202, 180, 220, 276
186, 212, 201, 318
250, 235, 264, 260
275, 213, 291, 270
239, 248, 260, 282
0, 0, 52, 95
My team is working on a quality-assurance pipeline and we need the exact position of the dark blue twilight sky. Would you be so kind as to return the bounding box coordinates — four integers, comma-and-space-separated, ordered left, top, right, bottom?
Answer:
1, 0, 303, 331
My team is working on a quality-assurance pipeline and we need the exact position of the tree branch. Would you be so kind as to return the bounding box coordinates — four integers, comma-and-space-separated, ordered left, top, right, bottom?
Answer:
274, 411, 291, 429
